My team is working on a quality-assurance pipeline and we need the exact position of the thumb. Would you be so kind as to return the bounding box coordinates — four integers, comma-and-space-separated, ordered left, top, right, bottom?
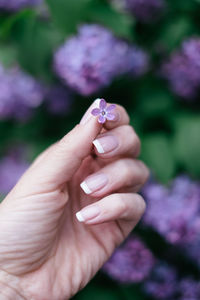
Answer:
25, 99, 103, 191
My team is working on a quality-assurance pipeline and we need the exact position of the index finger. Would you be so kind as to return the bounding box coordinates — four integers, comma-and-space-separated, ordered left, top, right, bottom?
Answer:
80, 99, 130, 130
103, 103, 130, 130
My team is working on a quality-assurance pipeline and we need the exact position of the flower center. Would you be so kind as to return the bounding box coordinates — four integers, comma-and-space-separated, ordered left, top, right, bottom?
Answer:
102, 110, 106, 116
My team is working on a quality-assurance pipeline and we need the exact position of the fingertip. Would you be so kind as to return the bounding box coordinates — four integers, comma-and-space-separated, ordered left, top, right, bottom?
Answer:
80, 98, 101, 125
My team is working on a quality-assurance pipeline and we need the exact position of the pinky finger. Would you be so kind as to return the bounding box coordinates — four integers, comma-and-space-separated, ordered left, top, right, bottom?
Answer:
75, 193, 146, 226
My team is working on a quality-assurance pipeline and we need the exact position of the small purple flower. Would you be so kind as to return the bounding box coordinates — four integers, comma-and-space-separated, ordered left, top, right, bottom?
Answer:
91, 99, 116, 124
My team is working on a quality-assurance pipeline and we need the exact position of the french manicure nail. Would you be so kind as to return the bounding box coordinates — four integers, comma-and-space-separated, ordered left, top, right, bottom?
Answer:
80, 98, 101, 125
76, 205, 100, 222
93, 135, 119, 154
80, 173, 108, 194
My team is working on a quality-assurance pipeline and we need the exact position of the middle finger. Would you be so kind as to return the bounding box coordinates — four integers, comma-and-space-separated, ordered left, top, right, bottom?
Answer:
93, 124, 141, 159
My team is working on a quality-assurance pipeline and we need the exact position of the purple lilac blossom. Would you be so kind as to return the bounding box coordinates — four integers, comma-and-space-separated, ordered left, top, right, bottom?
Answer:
178, 278, 200, 300
102, 235, 155, 283
91, 99, 116, 123
54, 24, 149, 96
0, 0, 42, 11
162, 38, 200, 100
142, 175, 200, 245
0, 64, 44, 120
183, 237, 200, 268
125, 0, 166, 23
0, 148, 29, 196
45, 84, 73, 116
143, 263, 178, 299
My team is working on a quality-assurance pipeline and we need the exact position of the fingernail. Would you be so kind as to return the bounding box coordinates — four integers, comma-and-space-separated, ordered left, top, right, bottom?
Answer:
76, 205, 100, 222
80, 98, 101, 125
80, 173, 108, 194
93, 135, 119, 154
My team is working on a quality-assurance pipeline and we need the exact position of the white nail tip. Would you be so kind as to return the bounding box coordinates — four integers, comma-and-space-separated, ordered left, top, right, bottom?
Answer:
93, 139, 104, 154
94, 98, 101, 105
80, 181, 92, 194
76, 212, 85, 222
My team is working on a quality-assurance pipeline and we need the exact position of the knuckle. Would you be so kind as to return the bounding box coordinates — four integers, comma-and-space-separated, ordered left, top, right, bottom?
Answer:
117, 105, 130, 123
136, 160, 150, 184
116, 159, 133, 182
135, 194, 146, 217
116, 195, 127, 214
124, 125, 141, 156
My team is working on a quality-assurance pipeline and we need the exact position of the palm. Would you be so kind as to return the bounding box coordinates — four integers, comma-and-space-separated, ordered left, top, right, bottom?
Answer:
0, 154, 133, 300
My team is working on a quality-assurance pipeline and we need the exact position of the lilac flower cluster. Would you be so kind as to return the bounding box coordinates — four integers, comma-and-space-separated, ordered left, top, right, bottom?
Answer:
54, 24, 149, 96
125, 0, 166, 23
142, 175, 200, 245
162, 38, 200, 100
102, 235, 155, 283
178, 277, 200, 300
144, 262, 200, 300
0, 64, 44, 121
0, 0, 42, 11
0, 148, 29, 197
143, 263, 177, 299
45, 84, 73, 116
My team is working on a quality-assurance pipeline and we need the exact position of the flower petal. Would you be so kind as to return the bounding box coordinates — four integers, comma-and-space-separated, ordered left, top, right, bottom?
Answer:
99, 99, 107, 110
91, 108, 100, 116
98, 114, 106, 123
106, 104, 116, 112
106, 113, 116, 120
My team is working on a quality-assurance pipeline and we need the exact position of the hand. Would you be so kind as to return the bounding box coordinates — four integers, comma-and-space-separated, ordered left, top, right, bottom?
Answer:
0, 100, 149, 300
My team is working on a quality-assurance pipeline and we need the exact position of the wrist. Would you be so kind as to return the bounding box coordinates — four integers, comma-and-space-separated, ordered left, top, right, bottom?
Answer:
0, 270, 26, 300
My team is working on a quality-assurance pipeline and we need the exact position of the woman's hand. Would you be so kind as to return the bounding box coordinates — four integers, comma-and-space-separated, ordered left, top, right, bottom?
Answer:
0, 99, 149, 300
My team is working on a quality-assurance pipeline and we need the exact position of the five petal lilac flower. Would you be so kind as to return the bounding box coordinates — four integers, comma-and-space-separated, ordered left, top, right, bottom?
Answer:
91, 99, 116, 124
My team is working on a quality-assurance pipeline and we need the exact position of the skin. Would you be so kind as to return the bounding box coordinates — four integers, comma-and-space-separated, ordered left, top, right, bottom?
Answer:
0, 100, 149, 300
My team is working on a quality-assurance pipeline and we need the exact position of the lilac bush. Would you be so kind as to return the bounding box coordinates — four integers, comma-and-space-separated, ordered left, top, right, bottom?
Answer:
45, 84, 73, 116
143, 263, 178, 299
0, 148, 29, 196
0, 0, 42, 11
142, 175, 200, 245
162, 38, 200, 100
125, 0, 166, 23
178, 278, 200, 300
103, 235, 155, 283
0, 64, 44, 120
54, 24, 149, 96
144, 262, 200, 300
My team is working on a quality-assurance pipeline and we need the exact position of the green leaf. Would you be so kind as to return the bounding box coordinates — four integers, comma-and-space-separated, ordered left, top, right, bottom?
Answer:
75, 284, 121, 300
136, 83, 174, 118
14, 14, 61, 79
86, 0, 134, 40
0, 44, 17, 67
0, 9, 32, 39
173, 114, 200, 177
141, 134, 175, 182
158, 16, 195, 51
46, 0, 90, 34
